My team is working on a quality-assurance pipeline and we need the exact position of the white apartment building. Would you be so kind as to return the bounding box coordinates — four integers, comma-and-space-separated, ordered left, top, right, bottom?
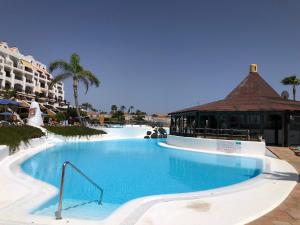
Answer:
0, 41, 65, 106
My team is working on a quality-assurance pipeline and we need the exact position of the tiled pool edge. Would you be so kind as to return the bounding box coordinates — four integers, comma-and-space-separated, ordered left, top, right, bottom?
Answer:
0, 134, 121, 225
111, 145, 297, 225
247, 146, 300, 225
122, 159, 294, 225
0, 137, 298, 225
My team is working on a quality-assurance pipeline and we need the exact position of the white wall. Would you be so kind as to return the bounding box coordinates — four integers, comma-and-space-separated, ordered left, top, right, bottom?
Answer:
100, 126, 152, 138
0, 137, 49, 162
0, 145, 9, 161
167, 135, 266, 156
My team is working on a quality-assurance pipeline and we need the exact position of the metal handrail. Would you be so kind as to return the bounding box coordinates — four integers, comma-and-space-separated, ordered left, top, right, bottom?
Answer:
55, 161, 104, 220
170, 127, 255, 140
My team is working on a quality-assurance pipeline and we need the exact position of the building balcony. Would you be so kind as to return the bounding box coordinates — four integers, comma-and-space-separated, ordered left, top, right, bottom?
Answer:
14, 79, 24, 85
40, 87, 48, 92
13, 67, 24, 74
14, 64, 24, 70
4, 77, 13, 83
5, 60, 13, 67
14, 75, 23, 81
39, 76, 47, 81
24, 70, 34, 76
26, 80, 34, 86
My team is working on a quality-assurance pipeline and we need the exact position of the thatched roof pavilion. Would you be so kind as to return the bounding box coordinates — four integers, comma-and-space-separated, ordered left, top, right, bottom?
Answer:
170, 64, 300, 146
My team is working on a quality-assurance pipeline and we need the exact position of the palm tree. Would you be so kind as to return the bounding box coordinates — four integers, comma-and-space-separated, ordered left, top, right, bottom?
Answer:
49, 53, 100, 125
281, 75, 300, 101
81, 102, 93, 111
111, 105, 117, 114
120, 105, 126, 113
91, 107, 97, 112
128, 106, 134, 114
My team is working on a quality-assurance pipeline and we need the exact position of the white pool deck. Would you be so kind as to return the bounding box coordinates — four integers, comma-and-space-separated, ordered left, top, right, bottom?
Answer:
0, 129, 298, 225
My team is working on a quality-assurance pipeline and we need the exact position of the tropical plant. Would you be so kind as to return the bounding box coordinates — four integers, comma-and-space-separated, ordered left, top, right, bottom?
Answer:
81, 102, 93, 111
3, 88, 17, 99
128, 106, 134, 114
111, 110, 125, 123
91, 107, 97, 112
111, 105, 118, 114
55, 112, 66, 122
120, 105, 126, 113
46, 126, 106, 137
0, 125, 45, 153
49, 53, 100, 125
281, 75, 300, 101
132, 109, 146, 124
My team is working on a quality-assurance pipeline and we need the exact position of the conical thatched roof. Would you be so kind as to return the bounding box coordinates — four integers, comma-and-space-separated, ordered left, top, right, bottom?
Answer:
170, 70, 300, 114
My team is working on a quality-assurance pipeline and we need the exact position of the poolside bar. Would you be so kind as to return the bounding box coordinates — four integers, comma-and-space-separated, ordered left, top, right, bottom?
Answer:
169, 64, 300, 146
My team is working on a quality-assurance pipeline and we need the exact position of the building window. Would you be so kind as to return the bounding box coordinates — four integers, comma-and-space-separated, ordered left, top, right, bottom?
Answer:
5, 70, 10, 77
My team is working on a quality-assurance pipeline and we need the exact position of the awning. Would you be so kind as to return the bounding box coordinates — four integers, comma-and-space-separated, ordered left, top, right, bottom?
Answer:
21, 59, 50, 75
21, 59, 35, 70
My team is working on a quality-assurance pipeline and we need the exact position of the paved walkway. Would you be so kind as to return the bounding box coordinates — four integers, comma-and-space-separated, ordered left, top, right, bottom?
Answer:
248, 147, 300, 225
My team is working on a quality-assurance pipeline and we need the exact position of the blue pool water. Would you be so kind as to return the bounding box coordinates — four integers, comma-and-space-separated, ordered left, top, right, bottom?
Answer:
21, 139, 263, 220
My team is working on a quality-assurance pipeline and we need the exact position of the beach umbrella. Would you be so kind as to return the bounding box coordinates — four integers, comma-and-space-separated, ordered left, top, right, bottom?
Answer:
0, 100, 20, 121
0, 111, 13, 121
0, 112, 13, 116
0, 99, 20, 106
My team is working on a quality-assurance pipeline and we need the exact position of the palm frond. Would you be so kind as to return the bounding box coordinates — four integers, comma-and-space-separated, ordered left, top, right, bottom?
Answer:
79, 76, 90, 94
70, 53, 83, 72
49, 73, 72, 88
281, 75, 300, 85
78, 70, 100, 87
48, 60, 72, 73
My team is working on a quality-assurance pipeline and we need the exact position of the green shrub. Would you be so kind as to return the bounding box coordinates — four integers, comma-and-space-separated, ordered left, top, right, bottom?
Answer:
111, 110, 125, 123
45, 126, 106, 137
0, 125, 45, 154
19, 113, 28, 119
55, 112, 66, 122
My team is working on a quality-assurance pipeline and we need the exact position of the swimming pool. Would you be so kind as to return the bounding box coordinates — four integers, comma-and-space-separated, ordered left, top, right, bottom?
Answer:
21, 139, 263, 220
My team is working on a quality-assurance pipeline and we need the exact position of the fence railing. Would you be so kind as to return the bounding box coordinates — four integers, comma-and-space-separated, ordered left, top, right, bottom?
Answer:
170, 127, 260, 141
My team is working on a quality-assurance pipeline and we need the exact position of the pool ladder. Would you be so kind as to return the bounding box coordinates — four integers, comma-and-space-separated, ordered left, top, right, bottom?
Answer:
55, 161, 104, 220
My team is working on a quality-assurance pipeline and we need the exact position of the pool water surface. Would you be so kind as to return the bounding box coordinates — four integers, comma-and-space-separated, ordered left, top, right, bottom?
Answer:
21, 139, 263, 220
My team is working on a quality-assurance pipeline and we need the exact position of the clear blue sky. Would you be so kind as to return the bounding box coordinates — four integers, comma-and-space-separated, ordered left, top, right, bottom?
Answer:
1, 0, 300, 114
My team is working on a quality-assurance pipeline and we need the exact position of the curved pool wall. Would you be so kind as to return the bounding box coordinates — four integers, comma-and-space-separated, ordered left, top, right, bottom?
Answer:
20, 139, 263, 220
167, 135, 266, 156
